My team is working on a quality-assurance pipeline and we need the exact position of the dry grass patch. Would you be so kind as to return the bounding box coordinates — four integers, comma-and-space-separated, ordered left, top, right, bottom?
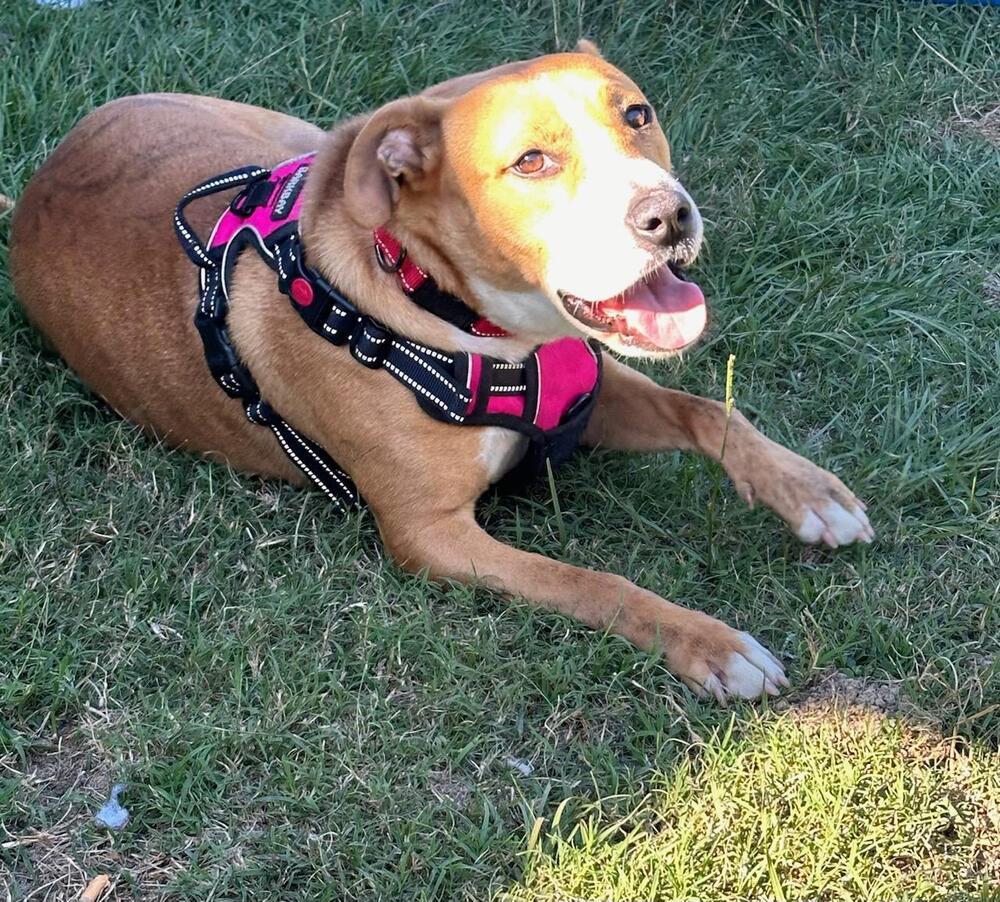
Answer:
950, 104, 1000, 147
1, 729, 181, 901
983, 272, 1000, 307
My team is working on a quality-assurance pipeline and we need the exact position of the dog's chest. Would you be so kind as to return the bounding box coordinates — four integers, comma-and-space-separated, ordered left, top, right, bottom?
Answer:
478, 427, 529, 484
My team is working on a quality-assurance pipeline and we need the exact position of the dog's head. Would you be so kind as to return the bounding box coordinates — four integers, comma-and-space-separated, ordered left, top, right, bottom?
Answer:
343, 42, 705, 358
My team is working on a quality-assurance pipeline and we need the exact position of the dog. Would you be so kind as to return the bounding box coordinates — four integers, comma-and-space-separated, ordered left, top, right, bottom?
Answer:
10, 41, 873, 703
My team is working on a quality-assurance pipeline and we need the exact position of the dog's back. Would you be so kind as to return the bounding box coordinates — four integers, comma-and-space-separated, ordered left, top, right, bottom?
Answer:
11, 93, 323, 470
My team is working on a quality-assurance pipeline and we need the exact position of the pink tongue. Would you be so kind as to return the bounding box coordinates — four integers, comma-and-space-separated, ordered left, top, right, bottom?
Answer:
599, 266, 706, 350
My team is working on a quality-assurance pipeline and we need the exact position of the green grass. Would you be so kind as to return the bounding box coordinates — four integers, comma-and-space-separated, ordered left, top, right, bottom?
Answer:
1, 0, 998, 899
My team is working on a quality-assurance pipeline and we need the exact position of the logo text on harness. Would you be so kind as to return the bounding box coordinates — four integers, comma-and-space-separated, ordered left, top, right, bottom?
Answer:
270, 165, 309, 220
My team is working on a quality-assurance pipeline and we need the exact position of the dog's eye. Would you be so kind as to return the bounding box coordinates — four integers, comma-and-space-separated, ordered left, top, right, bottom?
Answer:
624, 104, 652, 129
512, 150, 550, 176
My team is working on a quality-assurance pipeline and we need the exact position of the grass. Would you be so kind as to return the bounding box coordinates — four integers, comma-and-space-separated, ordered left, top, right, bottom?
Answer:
508, 700, 1000, 901
1, 0, 998, 899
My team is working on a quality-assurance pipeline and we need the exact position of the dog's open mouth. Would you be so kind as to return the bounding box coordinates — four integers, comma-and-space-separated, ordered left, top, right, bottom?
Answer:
559, 263, 707, 352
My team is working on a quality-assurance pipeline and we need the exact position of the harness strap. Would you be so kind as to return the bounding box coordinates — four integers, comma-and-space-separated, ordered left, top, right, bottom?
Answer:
281, 257, 473, 423
268, 417, 360, 510
174, 164, 361, 512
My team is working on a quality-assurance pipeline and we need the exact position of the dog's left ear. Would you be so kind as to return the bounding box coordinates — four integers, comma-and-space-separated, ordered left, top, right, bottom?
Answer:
344, 96, 446, 229
574, 38, 603, 58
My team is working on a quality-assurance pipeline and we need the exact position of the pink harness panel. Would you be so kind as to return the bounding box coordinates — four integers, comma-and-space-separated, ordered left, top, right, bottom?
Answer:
208, 153, 315, 251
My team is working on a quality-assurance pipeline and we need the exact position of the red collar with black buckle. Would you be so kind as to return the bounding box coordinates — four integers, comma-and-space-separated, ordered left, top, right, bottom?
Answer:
372, 227, 509, 338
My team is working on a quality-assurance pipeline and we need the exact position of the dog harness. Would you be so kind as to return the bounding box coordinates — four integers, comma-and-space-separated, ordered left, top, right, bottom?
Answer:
174, 153, 602, 511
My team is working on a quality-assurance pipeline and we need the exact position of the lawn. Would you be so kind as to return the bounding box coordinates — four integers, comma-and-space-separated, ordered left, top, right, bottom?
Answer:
1, 0, 999, 899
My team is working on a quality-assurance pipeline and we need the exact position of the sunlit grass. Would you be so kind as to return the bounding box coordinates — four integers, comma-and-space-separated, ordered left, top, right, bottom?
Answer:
508, 704, 1000, 901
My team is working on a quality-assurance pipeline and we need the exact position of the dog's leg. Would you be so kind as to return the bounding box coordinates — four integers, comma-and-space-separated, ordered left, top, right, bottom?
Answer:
584, 357, 873, 547
378, 508, 787, 702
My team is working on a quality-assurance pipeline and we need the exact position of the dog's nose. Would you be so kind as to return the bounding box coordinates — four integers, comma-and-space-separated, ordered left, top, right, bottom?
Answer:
627, 188, 696, 248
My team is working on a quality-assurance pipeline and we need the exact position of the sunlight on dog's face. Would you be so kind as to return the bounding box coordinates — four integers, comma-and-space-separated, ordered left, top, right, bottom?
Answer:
443, 54, 706, 358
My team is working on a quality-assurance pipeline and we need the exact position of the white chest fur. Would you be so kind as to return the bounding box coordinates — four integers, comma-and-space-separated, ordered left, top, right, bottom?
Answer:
478, 427, 529, 484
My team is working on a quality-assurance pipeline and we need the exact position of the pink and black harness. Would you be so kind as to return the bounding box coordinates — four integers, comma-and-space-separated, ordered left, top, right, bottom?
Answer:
174, 154, 602, 511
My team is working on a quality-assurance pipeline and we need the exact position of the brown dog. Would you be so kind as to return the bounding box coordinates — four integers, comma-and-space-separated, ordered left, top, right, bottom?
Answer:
10, 42, 873, 702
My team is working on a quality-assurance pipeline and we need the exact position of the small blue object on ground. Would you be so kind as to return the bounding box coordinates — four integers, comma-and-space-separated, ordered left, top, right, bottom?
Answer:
95, 783, 129, 830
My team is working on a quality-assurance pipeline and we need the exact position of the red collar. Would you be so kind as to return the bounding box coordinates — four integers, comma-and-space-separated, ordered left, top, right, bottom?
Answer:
372, 227, 509, 338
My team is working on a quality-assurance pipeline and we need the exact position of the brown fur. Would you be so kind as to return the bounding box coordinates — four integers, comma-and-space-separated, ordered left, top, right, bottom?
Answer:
10, 48, 869, 699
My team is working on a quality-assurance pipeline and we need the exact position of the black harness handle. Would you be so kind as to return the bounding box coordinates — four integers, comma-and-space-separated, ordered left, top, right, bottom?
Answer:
174, 165, 361, 513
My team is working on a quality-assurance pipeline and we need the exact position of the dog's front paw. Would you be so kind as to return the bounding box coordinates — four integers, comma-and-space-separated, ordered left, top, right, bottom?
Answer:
738, 447, 874, 548
668, 616, 789, 703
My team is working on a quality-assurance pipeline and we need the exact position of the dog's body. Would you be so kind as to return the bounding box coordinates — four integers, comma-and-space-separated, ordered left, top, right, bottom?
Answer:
11, 46, 873, 702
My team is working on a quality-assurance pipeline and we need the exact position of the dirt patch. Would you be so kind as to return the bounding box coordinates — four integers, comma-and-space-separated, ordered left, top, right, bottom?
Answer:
428, 771, 472, 808
21, 730, 115, 807
778, 669, 911, 717
3, 729, 111, 898
789, 670, 903, 714
949, 104, 1000, 147
774, 669, 942, 755
772, 670, 1000, 885
983, 272, 1000, 308
2, 728, 181, 901
774, 670, 938, 729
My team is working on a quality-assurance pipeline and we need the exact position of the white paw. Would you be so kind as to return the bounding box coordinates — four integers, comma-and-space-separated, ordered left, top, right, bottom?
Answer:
796, 500, 874, 548
700, 632, 789, 703
741, 443, 874, 549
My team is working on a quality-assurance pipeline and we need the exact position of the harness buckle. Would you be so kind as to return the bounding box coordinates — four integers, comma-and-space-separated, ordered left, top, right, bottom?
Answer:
375, 241, 406, 274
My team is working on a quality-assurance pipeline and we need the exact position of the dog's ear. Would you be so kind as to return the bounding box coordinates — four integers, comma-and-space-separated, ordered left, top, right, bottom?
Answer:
343, 96, 446, 229
574, 38, 603, 58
